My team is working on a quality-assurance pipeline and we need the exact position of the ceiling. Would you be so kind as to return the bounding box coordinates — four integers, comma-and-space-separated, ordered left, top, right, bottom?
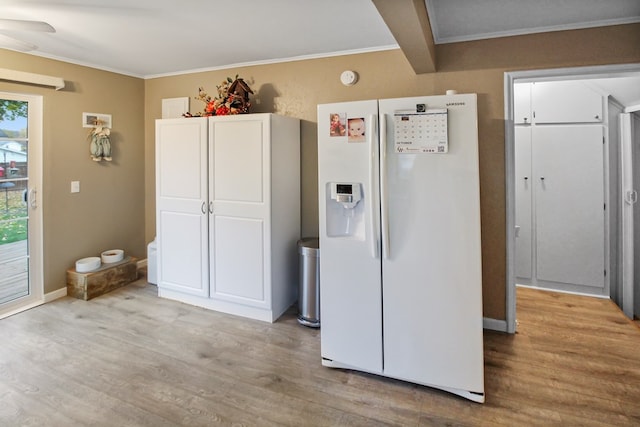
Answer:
0, 0, 639, 102
426, 0, 640, 44
0, 0, 398, 78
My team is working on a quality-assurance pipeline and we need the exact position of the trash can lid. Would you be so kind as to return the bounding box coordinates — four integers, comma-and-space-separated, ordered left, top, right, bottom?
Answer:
298, 237, 319, 256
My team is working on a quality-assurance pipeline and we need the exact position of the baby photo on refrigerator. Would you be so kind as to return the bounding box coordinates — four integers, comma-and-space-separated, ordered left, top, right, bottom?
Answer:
329, 113, 346, 137
348, 117, 365, 142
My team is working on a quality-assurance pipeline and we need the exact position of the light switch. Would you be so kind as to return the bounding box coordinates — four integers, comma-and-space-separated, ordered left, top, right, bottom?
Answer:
71, 181, 80, 193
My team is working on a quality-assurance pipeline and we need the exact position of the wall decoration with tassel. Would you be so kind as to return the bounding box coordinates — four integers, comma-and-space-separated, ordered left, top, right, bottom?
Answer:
88, 121, 112, 162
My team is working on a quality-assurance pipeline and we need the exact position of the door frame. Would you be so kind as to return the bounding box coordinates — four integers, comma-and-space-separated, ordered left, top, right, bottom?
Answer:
0, 91, 44, 319
504, 63, 640, 333
620, 112, 636, 318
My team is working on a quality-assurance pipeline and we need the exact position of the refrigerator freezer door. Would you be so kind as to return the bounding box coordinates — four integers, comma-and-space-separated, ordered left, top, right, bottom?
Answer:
379, 95, 485, 401
317, 100, 383, 373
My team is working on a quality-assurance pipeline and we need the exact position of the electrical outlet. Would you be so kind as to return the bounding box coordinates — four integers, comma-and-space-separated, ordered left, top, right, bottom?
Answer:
71, 181, 80, 193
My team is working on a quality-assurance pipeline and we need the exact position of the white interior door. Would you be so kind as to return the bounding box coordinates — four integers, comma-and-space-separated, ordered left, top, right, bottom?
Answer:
620, 113, 635, 318
0, 93, 43, 319
634, 113, 640, 318
533, 125, 605, 290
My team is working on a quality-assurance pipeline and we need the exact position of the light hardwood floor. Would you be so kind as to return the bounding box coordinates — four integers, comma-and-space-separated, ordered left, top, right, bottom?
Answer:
1, 277, 639, 426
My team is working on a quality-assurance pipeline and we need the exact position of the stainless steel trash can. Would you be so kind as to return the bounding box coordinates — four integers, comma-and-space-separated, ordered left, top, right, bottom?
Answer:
297, 237, 320, 327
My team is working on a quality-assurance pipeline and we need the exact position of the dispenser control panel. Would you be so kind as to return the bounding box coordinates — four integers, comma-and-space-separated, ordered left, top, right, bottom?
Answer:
330, 182, 362, 209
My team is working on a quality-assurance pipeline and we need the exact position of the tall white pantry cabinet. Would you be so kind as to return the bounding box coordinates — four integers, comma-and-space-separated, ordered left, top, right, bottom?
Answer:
514, 81, 609, 296
155, 113, 300, 322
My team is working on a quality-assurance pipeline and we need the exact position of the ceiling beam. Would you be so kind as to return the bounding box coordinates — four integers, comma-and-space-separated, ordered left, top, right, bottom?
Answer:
371, 0, 436, 74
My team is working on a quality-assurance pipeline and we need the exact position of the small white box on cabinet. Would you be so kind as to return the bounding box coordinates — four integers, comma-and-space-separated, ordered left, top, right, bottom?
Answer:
161, 97, 190, 118
155, 113, 300, 322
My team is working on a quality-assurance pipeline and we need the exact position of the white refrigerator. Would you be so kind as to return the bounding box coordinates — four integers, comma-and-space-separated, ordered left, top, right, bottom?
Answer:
317, 94, 485, 403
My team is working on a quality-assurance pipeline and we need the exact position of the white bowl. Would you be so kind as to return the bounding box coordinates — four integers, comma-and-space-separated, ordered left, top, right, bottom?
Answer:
101, 249, 124, 263
76, 257, 101, 273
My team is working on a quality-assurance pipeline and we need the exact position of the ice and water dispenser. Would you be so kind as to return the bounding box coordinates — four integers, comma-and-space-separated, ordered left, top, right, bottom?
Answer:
325, 182, 364, 239
297, 183, 365, 328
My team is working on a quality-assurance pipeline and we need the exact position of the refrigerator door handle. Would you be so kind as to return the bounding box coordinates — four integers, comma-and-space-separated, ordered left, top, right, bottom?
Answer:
380, 112, 390, 260
368, 114, 379, 259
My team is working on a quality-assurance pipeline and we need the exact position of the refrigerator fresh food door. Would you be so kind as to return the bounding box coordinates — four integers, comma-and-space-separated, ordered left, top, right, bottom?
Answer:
378, 95, 485, 402
317, 100, 383, 373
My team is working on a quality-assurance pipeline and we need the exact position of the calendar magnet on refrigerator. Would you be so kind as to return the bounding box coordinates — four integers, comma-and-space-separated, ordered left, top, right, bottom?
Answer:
393, 108, 449, 154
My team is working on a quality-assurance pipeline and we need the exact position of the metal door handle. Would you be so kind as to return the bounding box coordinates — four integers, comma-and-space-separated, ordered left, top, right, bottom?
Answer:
209, 201, 214, 213
367, 114, 378, 259
380, 113, 390, 260
201, 202, 206, 214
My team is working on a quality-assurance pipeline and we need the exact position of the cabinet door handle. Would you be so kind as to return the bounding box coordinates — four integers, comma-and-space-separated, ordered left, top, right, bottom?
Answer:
209, 201, 214, 213
524, 176, 528, 180
201, 202, 207, 214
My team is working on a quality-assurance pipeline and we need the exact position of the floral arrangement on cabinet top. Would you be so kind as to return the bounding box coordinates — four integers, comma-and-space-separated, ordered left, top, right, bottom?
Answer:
184, 75, 254, 117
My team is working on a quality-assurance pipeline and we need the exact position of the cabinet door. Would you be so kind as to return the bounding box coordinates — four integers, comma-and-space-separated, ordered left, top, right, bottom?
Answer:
514, 126, 532, 279
532, 81, 603, 124
156, 118, 209, 297
209, 117, 270, 308
533, 125, 604, 289
514, 83, 532, 125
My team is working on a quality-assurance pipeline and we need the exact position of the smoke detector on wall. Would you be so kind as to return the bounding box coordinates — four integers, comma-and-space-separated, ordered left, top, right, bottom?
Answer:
340, 70, 358, 86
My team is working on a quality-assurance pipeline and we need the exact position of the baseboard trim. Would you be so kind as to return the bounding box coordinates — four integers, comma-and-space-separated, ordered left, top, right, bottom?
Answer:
516, 283, 609, 299
45, 287, 67, 303
483, 317, 508, 332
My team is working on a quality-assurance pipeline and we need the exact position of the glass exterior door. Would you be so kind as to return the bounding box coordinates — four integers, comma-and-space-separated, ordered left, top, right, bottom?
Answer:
0, 94, 42, 317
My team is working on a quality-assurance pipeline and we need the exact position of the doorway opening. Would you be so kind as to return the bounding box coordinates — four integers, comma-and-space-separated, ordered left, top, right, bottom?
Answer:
504, 63, 640, 333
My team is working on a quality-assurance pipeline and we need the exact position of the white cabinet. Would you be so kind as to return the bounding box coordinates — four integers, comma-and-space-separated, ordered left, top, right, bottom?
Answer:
514, 83, 532, 125
531, 81, 603, 124
514, 126, 532, 279
514, 81, 607, 295
155, 114, 300, 322
533, 126, 605, 289
156, 118, 209, 297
